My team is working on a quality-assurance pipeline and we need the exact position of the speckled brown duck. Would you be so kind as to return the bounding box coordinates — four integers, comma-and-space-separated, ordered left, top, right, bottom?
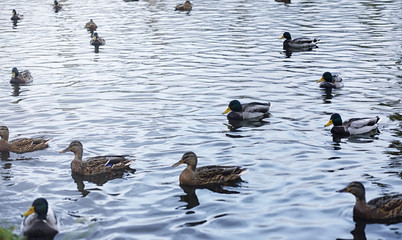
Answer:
337, 181, 402, 223
60, 141, 134, 175
0, 126, 50, 153
175, 1, 192, 11
85, 19, 97, 32
172, 152, 247, 186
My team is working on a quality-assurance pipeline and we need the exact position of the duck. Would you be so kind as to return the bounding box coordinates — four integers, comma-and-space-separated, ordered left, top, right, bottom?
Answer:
318, 72, 344, 89
337, 181, 402, 223
60, 141, 134, 175
325, 113, 381, 136
53, 0, 62, 12
11, 9, 22, 21
90, 32, 106, 47
280, 32, 319, 49
175, 1, 192, 11
223, 100, 271, 121
172, 152, 247, 186
10, 67, 33, 84
21, 198, 59, 239
85, 19, 97, 32
0, 126, 50, 153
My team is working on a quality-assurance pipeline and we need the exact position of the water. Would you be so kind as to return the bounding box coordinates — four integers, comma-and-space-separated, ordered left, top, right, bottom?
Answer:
0, 0, 401, 239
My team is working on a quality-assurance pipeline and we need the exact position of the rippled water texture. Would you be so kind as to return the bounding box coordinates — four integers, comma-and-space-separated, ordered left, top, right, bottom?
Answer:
1, 0, 401, 239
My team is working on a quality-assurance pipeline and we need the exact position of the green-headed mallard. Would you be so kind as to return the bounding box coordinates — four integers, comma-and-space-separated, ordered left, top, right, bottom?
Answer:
11, 9, 22, 21
223, 100, 271, 121
21, 198, 59, 239
280, 32, 319, 49
175, 1, 192, 11
172, 152, 247, 186
318, 72, 344, 89
60, 141, 134, 175
325, 113, 381, 136
0, 126, 50, 153
53, 0, 62, 12
10, 67, 33, 84
85, 19, 97, 32
90, 32, 106, 47
337, 181, 402, 223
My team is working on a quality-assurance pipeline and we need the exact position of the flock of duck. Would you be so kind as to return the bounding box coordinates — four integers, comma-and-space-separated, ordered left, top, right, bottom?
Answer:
4, 1, 401, 239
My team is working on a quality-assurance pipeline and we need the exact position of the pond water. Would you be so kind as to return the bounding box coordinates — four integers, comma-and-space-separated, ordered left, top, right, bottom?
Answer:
0, 0, 401, 239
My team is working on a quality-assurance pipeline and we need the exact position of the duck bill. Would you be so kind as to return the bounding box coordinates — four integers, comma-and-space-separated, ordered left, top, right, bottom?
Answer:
336, 187, 348, 193
60, 147, 69, 153
172, 160, 183, 167
222, 107, 231, 115
318, 77, 324, 83
22, 206, 35, 217
279, 35, 285, 39
325, 119, 333, 127
12, 72, 16, 78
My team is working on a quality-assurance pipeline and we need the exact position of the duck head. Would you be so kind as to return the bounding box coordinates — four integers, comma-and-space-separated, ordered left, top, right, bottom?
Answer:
325, 113, 343, 127
223, 100, 242, 114
337, 181, 366, 202
23, 198, 49, 220
318, 72, 333, 83
172, 151, 198, 170
280, 32, 291, 40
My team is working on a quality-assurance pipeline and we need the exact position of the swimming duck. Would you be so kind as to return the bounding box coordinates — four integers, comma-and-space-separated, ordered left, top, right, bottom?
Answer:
223, 100, 271, 121
172, 152, 247, 186
60, 141, 134, 175
175, 1, 192, 11
90, 32, 106, 47
10, 67, 33, 84
318, 72, 344, 89
280, 32, 319, 49
53, 0, 62, 12
337, 181, 402, 223
11, 9, 22, 20
85, 19, 97, 32
325, 113, 381, 136
21, 198, 59, 239
0, 126, 50, 153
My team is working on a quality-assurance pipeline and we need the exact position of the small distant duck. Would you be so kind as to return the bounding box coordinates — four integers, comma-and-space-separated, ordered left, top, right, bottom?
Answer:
223, 100, 271, 121
175, 1, 192, 11
337, 181, 402, 223
280, 32, 319, 49
60, 141, 134, 175
318, 72, 344, 89
85, 19, 97, 32
10, 67, 33, 84
0, 126, 50, 153
21, 198, 59, 239
325, 113, 381, 136
90, 32, 106, 47
172, 152, 247, 186
11, 9, 22, 20
53, 0, 62, 12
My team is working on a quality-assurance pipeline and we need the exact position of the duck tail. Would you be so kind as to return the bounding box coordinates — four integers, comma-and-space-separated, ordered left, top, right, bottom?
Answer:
238, 168, 248, 176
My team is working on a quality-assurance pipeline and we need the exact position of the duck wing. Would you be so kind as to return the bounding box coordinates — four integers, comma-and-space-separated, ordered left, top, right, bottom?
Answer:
345, 117, 381, 135
82, 155, 133, 175
9, 138, 50, 153
242, 102, 271, 113
196, 165, 247, 184
368, 194, 402, 219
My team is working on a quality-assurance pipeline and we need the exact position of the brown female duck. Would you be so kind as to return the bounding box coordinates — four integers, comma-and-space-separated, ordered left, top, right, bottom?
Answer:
172, 152, 247, 186
0, 126, 50, 153
60, 141, 134, 175
85, 19, 97, 32
10, 67, 33, 84
175, 1, 192, 11
337, 181, 402, 223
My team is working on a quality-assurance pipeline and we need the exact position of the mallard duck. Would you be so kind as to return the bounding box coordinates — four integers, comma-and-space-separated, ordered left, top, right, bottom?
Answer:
325, 113, 381, 136
337, 181, 402, 223
172, 152, 247, 186
223, 100, 271, 121
175, 1, 192, 11
280, 32, 319, 49
85, 19, 97, 32
53, 0, 62, 12
21, 198, 59, 239
60, 141, 134, 175
11, 9, 22, 20
318, 72, 344, 89
10, 67, 33, 84
0, 126, 50, 153
90, 32, 106, 47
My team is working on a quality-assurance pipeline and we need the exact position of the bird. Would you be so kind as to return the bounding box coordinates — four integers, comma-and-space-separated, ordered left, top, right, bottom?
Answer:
318, 72, 344, 89
175, 1, 192, 11
172, 152, 247, 186
85, 19, 97, 32
21, 198, 59, 239
325, 113, 381, 136
279, 32, 319, 49
10, 67, 33, 84
11, 9, 22, 21
60, 141, 134, 175
222, 100, 271, 121
90, 32, 106, 47
0, 126, 50, 153
337, 181, 402, 223
53, 0, 62, 12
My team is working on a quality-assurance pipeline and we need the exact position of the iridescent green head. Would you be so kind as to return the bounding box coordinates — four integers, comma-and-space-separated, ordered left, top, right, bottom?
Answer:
325, 113, 343, 127
318, 72, 333, 83
223, 100, 242, 114
12, 67, 19, 78
280, 32, 291, 40
23, 198, 49, 220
